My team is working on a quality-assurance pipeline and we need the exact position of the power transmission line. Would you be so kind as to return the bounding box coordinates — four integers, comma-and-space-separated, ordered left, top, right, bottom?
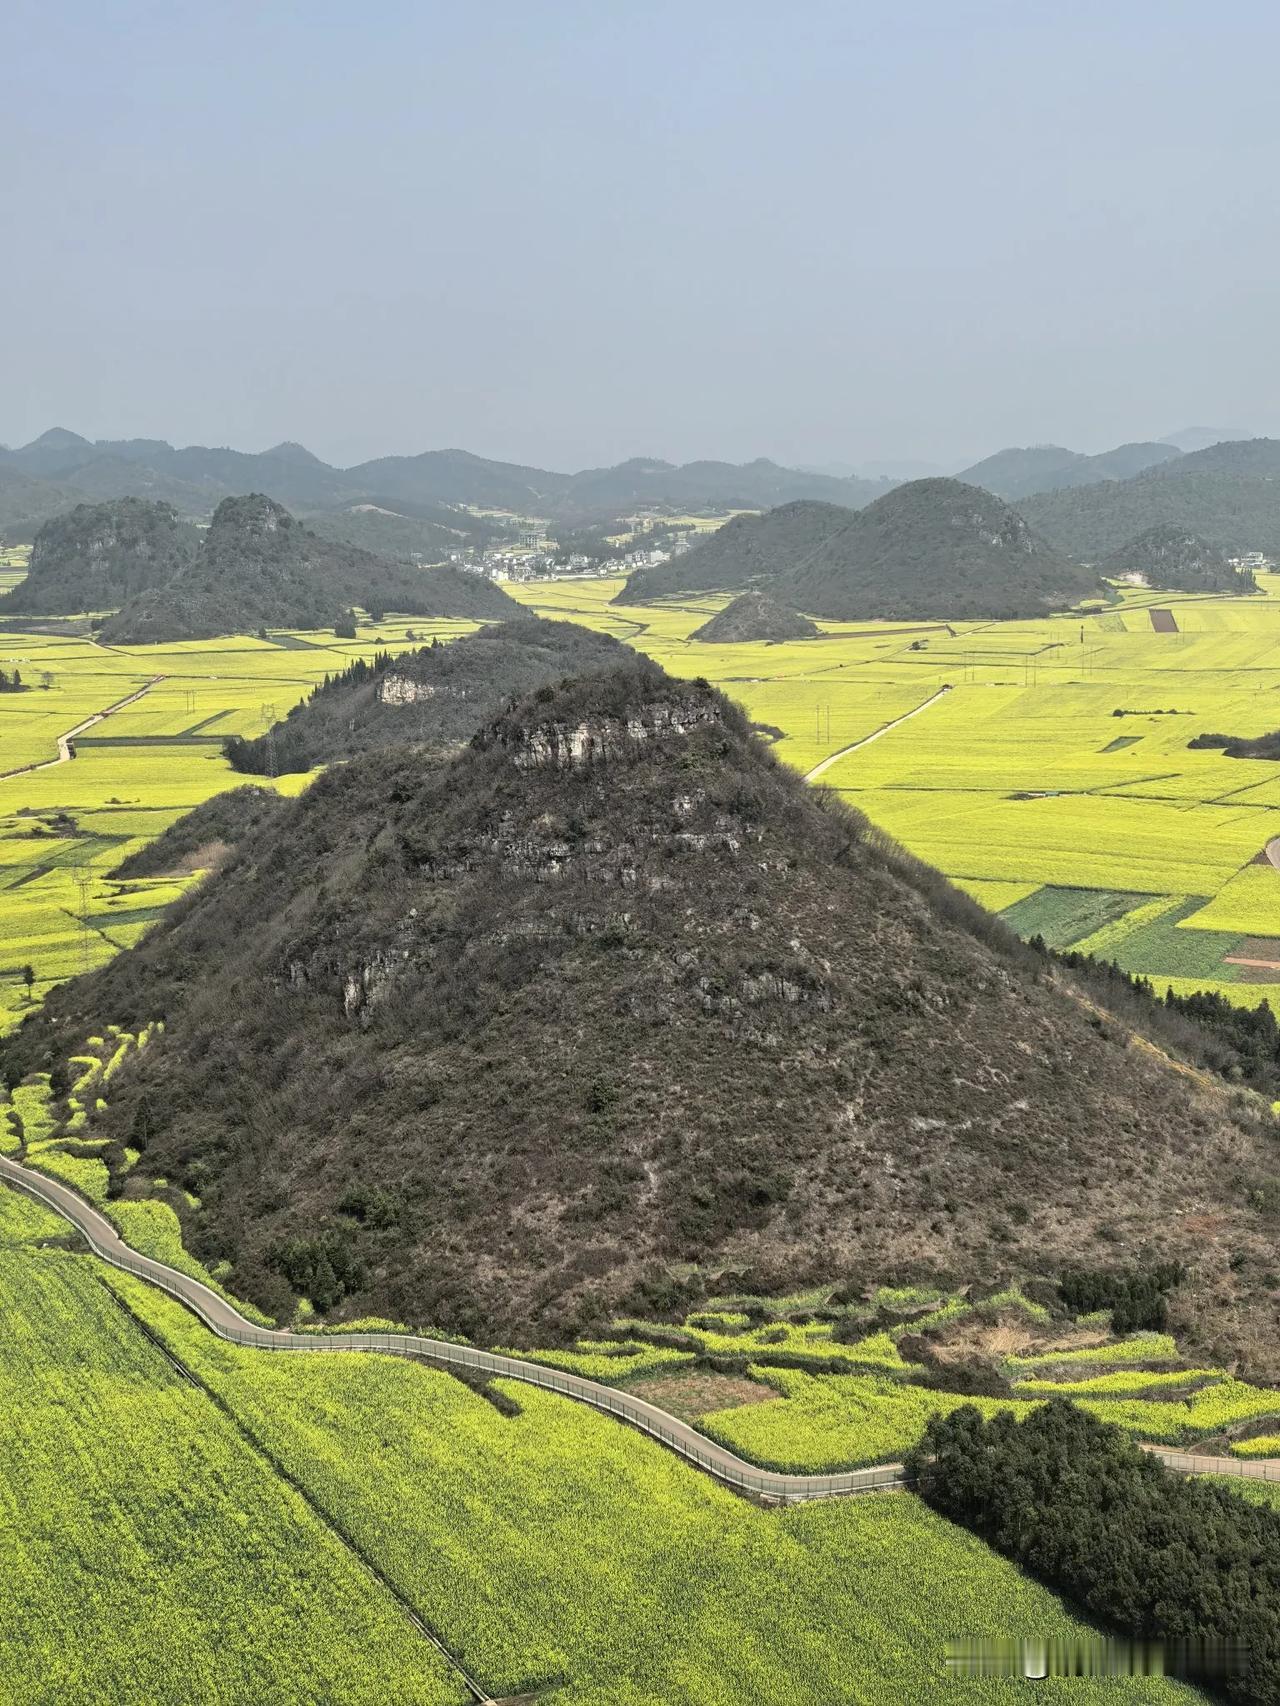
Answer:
70, 865, 94, 973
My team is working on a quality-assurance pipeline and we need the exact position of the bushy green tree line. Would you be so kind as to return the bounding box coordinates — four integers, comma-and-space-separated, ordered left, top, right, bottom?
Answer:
911, 1400, 1280, 1704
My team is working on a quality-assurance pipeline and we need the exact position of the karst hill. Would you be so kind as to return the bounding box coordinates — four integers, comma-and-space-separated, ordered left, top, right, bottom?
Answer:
224, 616, 629, 776
622, 480, 1102, 620
97, 494, 518, 642
691, 591, 820, 643
1101, 525, 1259, 594
0, 498, 199, 616
5, 661, 1274, 1349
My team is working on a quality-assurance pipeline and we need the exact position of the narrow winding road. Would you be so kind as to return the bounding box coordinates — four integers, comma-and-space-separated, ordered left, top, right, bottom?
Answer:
4, 1152, 1278, 1500
0, 1153, 899, 1502
803, 684, 952, 784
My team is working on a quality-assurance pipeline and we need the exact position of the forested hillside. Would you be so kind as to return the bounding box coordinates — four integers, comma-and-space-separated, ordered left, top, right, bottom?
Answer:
785, 479, 1101, 619
0, 499, 199, 615
224, 617, 626, 775
1102, 525, 1258, 594
958, 442, 1180, 500
97, 494, 518, 642
6, 662, 1275, 1352
1020, 448, 1280, 557
112, 786, 284, 877
625, 481, 1099, 618
620, 502, 854, 601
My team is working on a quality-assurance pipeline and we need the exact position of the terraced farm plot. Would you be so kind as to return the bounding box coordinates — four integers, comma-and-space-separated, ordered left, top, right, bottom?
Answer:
697, 1362, 1280, 1473
1180, 862, 1280, 936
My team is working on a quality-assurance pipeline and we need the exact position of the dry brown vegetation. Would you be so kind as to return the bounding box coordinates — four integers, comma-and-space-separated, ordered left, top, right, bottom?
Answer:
8, 661, 1280, 1358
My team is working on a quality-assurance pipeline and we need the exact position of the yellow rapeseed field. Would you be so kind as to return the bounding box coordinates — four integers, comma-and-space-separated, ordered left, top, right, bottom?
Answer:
512, 576, 1280, 1008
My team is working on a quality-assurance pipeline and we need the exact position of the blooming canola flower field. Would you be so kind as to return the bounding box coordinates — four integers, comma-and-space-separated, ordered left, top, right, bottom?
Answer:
7, 567, 1280, 1025
0, 565, 1271, 1700
514, 573, 1280, 1009
0, 1179, 1204, 1703
0, 613, 477, 1028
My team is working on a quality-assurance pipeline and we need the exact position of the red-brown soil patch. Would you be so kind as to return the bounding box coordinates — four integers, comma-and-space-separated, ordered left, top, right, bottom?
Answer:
1149, 607, 1178, 633
1225, 936, 1280, 979
622, 1369, 777, 1423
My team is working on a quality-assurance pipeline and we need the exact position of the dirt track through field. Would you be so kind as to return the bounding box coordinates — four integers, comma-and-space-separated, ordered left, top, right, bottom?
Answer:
803, 684, 952, 783
0, 676, 167, 781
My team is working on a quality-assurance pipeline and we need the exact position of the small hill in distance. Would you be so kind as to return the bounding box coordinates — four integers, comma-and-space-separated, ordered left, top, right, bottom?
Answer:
112, 785, 284, 878
224, 617, 628, 776
782, 479, 1100, 621
0, 499, 198, 616
98, 494, 519, 643
691, 591, 819, 643
619, 501, 854, 602
623, 481, 1100, 621
7, 660, 1276, 1351
1102, 525, 1259, 595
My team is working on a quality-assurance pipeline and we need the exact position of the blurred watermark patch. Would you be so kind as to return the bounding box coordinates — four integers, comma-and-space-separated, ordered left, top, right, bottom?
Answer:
945, 1636, 1247, 1680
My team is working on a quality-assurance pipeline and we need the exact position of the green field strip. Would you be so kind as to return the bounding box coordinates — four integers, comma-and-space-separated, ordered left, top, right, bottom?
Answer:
1069, 894, 1188, 958
998, 886, 1150, 947
181, 710, 236, 734
74, 733, 232, 747
262, 632, 332, 649
1103, 896, 1245, 981
86, 904, 168, 928
4, 862, 54, 890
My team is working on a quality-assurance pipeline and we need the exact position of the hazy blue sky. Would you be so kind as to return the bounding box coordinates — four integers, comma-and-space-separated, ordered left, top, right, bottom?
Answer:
4, 0, 1279, 470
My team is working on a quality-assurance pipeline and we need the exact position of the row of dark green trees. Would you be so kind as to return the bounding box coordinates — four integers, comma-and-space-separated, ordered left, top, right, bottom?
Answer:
912, 1401, 1279, 1703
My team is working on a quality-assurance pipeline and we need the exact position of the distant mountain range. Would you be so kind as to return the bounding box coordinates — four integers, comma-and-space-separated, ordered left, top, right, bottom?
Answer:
1017, 439, 1280, 559
1159, 426, 1254, 454
953, 442, 1182, 501
0, 428, 896, 541
6, 426, 1280, 567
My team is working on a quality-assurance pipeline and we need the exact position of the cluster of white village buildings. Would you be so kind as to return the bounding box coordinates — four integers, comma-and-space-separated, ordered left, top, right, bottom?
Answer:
447, 522, 699, 584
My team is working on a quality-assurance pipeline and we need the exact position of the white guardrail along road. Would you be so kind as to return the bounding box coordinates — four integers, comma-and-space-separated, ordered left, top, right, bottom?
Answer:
3, 1152, 1278, 1499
